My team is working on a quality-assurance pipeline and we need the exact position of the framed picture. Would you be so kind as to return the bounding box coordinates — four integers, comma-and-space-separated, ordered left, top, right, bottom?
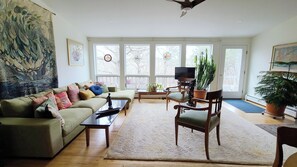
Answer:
67, 39, 84, 66
270, 42, 297, 72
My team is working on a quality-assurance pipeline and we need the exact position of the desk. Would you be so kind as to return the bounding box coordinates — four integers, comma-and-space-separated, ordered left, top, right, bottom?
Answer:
137, 90, 167, 102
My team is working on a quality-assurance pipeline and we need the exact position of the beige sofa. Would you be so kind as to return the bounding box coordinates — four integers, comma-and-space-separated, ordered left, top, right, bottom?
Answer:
0, 80, 135, 158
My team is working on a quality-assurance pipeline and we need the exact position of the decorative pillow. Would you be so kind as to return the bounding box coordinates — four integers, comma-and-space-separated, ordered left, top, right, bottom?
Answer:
95, 82, 109, 93
46, 103, 65, 127
67, 84, 80, 103
100, 85, 109, 93
34, 98, 56, 118
32, 92, 58, 110
79, 89, 95, 100
32, 95, 48, 110
46, 92, 58, 110
34, 98, 65, 127
55, 92, 72, 110
89, 85, 103, 95
76, 80, 94, 89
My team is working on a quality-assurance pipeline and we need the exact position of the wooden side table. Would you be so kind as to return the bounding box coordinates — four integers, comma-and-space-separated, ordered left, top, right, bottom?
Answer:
137, 90, 167, 102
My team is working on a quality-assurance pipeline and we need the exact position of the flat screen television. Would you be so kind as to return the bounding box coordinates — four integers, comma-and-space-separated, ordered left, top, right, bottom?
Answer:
174, 67, 195, 79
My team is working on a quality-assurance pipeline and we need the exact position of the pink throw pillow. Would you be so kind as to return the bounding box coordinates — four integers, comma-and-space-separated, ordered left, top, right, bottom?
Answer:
55, 91, 72, 110
32, 92, 58, 110
67, 84, 80, 103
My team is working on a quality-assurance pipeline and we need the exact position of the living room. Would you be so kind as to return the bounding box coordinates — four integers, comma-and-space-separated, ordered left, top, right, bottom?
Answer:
1, 0, 297, 166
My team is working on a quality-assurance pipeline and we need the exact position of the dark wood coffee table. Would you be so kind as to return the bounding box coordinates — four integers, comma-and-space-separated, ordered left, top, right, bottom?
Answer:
80, 99, 128, 147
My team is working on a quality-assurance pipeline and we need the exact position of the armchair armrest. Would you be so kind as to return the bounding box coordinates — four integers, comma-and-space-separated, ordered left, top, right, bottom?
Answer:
0, 118, 63, 158
174, 104, 209, 117
165, 85, 179, 91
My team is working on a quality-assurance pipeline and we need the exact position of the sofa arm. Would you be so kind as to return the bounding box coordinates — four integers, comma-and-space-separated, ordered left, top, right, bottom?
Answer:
0, 117, 63, 158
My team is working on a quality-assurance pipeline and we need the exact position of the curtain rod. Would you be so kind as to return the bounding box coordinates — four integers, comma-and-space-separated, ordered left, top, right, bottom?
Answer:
32, 2, 56, 15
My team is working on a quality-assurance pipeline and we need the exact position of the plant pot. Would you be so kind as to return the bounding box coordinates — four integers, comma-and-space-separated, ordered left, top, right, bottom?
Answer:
193, 89, 207, 99
265, 103, 286, 117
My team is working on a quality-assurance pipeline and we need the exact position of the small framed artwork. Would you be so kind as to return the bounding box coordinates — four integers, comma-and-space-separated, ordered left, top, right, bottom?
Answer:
270, 42, 297, 72
67, 39, 84, 66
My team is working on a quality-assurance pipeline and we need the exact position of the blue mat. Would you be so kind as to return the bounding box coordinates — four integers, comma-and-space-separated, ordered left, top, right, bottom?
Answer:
224, 100, 264, 113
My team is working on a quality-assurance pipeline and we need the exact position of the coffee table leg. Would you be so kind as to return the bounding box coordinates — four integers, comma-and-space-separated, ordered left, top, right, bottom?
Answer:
86, 127, 90, 146
138, 93, 141, 102
124, 104, 127, 116
105, 127, 109, 147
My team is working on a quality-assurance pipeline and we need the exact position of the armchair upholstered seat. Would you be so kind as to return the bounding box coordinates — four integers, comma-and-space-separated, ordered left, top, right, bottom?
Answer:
165, 78, 193, 111
178, 110, 220, 131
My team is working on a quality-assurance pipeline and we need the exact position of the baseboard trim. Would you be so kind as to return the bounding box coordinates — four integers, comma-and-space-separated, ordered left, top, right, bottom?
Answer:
245, 94, 297, 119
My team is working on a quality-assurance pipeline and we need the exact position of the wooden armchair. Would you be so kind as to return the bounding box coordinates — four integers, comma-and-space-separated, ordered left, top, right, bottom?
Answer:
273, 126, 297, 167
165, 78, 192, 111
174, 89, 223, 160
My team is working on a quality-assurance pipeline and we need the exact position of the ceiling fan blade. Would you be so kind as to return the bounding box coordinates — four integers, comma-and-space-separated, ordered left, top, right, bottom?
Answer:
167, 0, 186, 6
192, 0, 206, 7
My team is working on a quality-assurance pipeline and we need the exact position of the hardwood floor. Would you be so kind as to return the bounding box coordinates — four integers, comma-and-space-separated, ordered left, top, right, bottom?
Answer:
2, 99, 296, 167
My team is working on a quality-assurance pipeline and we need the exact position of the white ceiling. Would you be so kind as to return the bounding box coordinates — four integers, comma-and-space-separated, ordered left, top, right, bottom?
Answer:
42, 0, 297, 38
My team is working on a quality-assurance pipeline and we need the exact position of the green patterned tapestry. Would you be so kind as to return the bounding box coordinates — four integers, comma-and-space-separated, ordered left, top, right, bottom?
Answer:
0, 0, 58, 99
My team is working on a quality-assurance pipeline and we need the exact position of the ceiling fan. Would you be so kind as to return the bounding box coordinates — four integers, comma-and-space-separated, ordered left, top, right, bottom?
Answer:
167, 0, 206, 17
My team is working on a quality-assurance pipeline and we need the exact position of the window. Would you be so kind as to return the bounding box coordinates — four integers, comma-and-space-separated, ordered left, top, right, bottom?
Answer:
124, 44, 150, 90
94, 44, 120, 87
155, 45, 181, 88
186, 44, 213, 67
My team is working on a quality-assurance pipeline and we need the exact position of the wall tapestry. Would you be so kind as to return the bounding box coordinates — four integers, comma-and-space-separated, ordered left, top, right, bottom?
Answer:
0, 0, 58, 99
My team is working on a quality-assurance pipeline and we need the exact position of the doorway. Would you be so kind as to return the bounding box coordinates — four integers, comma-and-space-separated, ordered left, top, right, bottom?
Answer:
219, 46, 247, 98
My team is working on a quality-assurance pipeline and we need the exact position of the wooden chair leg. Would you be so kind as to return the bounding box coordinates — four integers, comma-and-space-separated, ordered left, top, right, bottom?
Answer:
205, 132, 210, 160
175, 122, 178, 145
216, 124, 221, 145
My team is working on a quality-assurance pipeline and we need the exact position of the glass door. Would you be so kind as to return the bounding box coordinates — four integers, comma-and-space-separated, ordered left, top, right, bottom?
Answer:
219, 46, 247, 98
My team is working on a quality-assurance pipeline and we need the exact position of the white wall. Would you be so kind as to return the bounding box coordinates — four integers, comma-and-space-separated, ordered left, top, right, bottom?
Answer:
247, 16, 297, 99
33, 0, 90, 87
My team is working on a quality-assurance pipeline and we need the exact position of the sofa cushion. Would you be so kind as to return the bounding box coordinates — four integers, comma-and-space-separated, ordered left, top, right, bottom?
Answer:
67, 84, 80, 103
1, 96, 33, 118
59, 108, 92, 137
89, 85, 103, 95
55, 92, 72, 110
79, 89, 95, 100
71, 98, 106, 112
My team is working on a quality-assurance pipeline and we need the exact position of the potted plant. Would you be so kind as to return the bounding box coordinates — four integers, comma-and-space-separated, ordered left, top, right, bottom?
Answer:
147, 83, 163, 92
255, 71, 297, 117
194, 49, 216, 98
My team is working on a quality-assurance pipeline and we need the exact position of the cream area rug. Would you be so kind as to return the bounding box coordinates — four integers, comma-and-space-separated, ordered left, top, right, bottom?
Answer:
106, 100, 295, 165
